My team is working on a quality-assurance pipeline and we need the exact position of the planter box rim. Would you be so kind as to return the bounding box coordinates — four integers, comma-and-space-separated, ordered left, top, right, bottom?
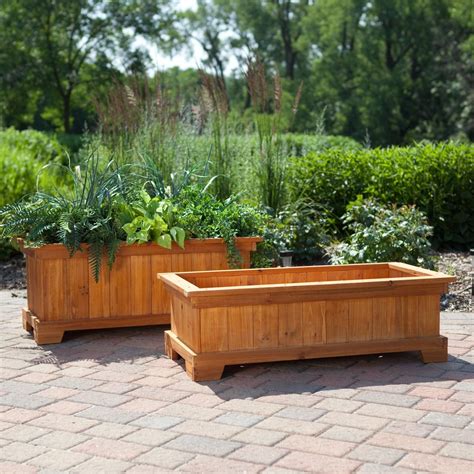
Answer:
159, 262, 455, 300
18, 236, 262, 259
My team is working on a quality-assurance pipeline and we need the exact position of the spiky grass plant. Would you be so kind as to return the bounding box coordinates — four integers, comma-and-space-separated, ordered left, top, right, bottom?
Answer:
0, 152, 127, 281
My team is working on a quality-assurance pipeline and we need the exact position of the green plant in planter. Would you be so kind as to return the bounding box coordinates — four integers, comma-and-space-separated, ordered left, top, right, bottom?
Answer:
326, 197, 435, 269
115, 190, 185, 249
172, 187, 266, 267
0, 154, 127, 281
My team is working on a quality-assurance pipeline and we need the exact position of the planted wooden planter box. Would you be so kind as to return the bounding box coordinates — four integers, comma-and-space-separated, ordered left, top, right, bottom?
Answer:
20, 237, 260, 344
160, 262, 455, 381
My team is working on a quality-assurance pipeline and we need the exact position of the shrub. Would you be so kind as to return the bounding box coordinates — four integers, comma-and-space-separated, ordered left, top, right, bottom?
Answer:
288, 142, 474, 247
0, 129, 68, 259
326, 198, 435, 268
0, 128, 66, 209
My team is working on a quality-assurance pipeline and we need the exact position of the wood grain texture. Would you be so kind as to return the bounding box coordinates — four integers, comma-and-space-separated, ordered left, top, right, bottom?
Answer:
22, 238, 258, 344
279, 303, 303, 347
160, 263, 453, 380
200, 307, 228, 352
325, 300, 349, 343
253, 304, 279, 348
303, 301, 326, 345
66, 258, 89, 320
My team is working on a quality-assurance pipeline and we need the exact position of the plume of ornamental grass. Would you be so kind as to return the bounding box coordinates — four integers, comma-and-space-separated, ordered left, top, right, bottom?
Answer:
245, 58, 303, 213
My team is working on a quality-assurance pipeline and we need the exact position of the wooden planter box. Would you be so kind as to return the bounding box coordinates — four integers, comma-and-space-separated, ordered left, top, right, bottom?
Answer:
20, 237, 260, 344
160, 262, 455, 381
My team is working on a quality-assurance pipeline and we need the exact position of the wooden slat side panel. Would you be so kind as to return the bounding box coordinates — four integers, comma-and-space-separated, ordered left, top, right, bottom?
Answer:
66, 258, 89, 320
227, 306, 254, 350
211, 252, 228, 270
417, 295, 440, 336
42, 259, 66, 321
35, 258, 45, 318
285, 272, 308, 283
398, 296, 419, 337
326, 300, 349, 343
88, 259, 110, 318
348, 299, 373, 341
253, 304, 279, 348
26, 256, 35, 313
279, 302, 303, 347
303, 301, 326, 345
200, 307, 228, 352
171, 296, 201, 352
130, 256, 152, 316
152, 255, 172, 315
109, 256, 131, 318
373, 297, 401, 340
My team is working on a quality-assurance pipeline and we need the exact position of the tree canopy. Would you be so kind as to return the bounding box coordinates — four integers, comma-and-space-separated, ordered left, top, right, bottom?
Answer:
0, 0, 472, 144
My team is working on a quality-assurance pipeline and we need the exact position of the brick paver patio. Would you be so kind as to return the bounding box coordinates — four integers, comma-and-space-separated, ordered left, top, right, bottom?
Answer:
1, 290, 473, 473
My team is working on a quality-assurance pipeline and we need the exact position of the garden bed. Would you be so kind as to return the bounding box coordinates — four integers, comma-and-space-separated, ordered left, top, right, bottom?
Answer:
161, 263, 455, 381
20, 237, 260, 344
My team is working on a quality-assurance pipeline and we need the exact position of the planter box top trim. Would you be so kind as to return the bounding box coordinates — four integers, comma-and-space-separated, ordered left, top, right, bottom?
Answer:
18, 236, 262, 259
159, 262, 455, 300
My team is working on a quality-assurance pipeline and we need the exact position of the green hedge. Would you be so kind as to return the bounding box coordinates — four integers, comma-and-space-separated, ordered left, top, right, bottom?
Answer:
288, 142, 474, 247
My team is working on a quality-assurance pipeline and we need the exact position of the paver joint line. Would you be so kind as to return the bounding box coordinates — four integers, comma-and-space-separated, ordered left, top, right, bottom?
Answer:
0, 290, 473, 472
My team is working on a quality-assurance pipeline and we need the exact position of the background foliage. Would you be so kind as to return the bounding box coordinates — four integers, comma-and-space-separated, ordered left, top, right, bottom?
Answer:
1, 0, 472, 145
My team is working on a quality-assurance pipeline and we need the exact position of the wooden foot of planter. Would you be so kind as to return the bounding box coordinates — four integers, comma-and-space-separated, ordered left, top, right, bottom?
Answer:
165, 330, 449, 381
22, 308, 170, 345
420, 337, 448, 363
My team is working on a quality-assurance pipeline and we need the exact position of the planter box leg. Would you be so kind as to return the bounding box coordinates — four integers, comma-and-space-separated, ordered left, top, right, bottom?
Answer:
186, 360, 225, 382
420, 348, 448, 363
164, 332, 180, 361
420, 337, 448, 363
33, 323, 64, 345
22, 309, 33, 334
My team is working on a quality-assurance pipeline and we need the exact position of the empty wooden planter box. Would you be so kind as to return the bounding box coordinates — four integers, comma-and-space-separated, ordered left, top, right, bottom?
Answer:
160, 263, 455, 381
20, 237, 260, 344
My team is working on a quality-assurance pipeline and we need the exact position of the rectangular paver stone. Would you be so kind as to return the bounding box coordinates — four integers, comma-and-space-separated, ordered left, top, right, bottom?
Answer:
229, 445, 288, 465
164, 434, 241, 456
348, 444, 406, 465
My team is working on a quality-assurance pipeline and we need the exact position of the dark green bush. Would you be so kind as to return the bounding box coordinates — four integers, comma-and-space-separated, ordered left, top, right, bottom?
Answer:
326, 198, 434, 268
288, 142, 474, 247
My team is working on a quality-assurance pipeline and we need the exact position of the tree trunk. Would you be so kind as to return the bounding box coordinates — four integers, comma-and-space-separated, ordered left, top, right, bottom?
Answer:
63, 91, 72, 133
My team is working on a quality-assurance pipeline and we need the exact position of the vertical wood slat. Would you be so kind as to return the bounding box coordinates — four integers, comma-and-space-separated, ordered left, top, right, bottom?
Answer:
227, 306, 254, 350
130, 256, 151, 316
348, 299, 373, 341
373, 297, 400, 340
326, 300, 349, 343
89, 258, 110, 318
417, 295, 440, 336
253, 304, 279, 348
26, 256, 35, 315
303, 301, 326, 345
279, 303, 303, 346
399, 296, 419, 337
109, 256, 131, 317
42, 259, 66, 321
200, 307, 228, 352
152, 255, 172, 315
171, 296, 201, 352
66, 258, 89, 320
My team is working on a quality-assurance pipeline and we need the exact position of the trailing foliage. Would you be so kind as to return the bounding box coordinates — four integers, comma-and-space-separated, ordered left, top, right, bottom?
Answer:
288, 142, 474, 247
172, 187, 266, 267
326, 198, 435, 269
0, 153, 126, 281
